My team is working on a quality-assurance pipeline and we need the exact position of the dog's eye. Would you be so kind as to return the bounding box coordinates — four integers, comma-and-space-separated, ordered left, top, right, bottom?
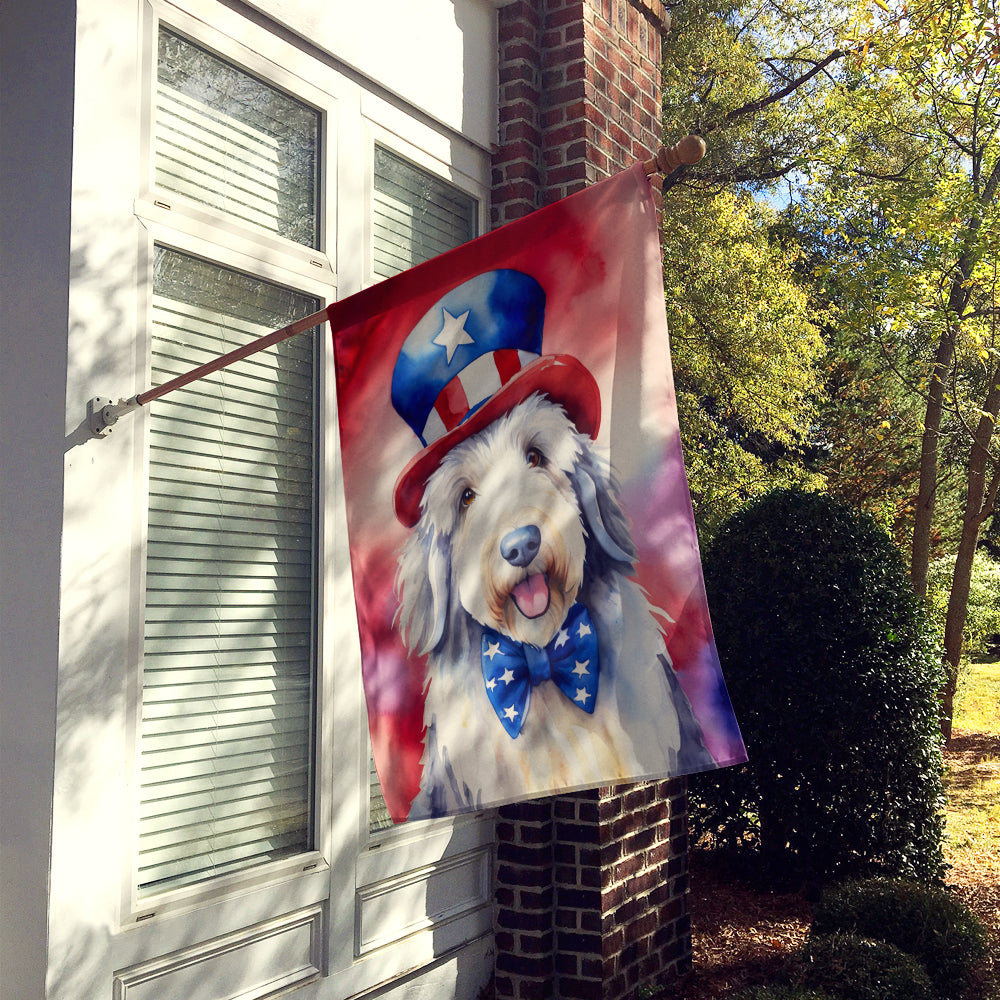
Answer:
459, 487, 476, 510
525, 447, 543, 468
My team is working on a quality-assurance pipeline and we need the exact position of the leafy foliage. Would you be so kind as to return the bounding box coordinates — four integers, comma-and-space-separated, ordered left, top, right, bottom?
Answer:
658, 0, 843, 542
791, 933, 934, 1000
661, 0, 853, 194
811, 878, 988, 998
660, 0, 1000, 739
692, 489, 947, 882
663, 191, 826, 539
927, 549, 1000, 658
810, 332, 928, 546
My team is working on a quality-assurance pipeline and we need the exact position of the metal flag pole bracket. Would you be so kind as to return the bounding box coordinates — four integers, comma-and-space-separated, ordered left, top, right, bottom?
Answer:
88, 395, 142, 438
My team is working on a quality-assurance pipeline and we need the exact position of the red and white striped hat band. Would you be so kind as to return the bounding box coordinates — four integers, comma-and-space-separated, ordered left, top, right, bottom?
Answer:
422, 348, 540, 445
392, 353, 601, 527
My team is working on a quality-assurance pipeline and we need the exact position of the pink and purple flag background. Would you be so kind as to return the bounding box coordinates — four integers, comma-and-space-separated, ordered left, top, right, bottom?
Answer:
331, 164, 746, 821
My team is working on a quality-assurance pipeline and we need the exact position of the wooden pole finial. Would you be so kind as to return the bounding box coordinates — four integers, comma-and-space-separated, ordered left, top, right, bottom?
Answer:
643, 135, 707, 176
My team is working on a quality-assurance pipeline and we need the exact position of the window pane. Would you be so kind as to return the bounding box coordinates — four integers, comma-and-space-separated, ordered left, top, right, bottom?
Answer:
369, 150, 478, 831
372, 146, 477, 279
156, 28, 320, 248
138, 247, 318, 895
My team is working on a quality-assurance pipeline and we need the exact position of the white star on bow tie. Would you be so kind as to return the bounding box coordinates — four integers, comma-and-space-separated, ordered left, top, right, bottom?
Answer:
576, 621, 592, 639
499, 667, 516, 685
574, 687, 591, 705
572, 659, 590, 676
484, 640, 502, 661
503, 705, 519, 721
434, 308, 474, 363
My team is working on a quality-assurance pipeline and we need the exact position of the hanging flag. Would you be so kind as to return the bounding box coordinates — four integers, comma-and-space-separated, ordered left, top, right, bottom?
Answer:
333, 164, 746, 822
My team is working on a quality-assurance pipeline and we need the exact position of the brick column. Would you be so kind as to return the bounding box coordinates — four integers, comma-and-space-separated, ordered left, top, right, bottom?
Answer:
494, 780, 692, 1000
493, 1, 544, 225
493, 0, 667, 225
491, 4, 693, 999
495, 801, 556, 999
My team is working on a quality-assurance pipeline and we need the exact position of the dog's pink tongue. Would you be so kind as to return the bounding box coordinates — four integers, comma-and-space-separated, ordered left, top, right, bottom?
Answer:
511, 574, 550, 619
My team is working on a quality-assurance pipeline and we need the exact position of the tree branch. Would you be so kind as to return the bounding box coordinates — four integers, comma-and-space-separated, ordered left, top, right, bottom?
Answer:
703, 49, 847, 133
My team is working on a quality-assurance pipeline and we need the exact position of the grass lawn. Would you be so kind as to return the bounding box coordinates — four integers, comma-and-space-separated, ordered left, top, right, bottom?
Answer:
943, 657, 1000, 1000
945, 658, 1000, 869
953, 658, 1000, 733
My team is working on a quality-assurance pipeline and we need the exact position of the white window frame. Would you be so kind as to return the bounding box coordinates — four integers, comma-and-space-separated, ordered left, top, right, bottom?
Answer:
327, 87, 497, 999
111, 0, 495, 991
124, 0, 339, 928
122, 224, 337, 925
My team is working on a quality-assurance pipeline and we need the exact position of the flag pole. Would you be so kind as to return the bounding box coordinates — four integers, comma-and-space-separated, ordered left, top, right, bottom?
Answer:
87, 306, 332, 437
88, 135, 706, 438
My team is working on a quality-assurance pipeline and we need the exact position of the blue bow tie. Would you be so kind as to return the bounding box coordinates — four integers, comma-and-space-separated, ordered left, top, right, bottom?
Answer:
481, 603, 600, 738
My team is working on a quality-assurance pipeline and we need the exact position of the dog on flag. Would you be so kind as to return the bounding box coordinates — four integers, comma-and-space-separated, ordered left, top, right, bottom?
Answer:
390, 270, 712, 818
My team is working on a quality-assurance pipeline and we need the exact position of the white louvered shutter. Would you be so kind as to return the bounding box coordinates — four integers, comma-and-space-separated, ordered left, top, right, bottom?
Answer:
372, 146, 477, 279
367, 147, 477, 832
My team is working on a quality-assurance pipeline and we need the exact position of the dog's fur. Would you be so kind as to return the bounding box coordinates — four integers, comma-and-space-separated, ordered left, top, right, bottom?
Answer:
396, 394, 712, 817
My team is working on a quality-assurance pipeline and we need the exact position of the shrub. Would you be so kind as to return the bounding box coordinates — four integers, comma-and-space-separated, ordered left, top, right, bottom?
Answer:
792, 933, 934, 1000
811, 878, 988, 998
692, 489, 946, 882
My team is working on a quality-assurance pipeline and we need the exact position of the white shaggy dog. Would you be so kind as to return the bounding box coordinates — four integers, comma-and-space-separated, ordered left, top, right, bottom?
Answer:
396, 393, 712, 818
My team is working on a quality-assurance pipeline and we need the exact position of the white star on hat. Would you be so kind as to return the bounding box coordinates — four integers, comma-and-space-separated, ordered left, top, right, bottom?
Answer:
434, 308, 474, 363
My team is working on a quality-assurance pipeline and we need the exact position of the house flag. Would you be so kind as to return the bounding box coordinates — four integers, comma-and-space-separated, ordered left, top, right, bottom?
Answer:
332, 163, 746, 822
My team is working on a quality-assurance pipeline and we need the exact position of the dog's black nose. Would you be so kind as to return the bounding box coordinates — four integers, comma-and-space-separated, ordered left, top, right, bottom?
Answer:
501, 525, 541, 567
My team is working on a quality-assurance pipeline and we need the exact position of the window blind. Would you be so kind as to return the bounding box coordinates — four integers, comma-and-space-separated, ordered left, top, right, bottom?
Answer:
372, 146, 477, 280
156, 28, 320, 248
138, 248, 318, 895
368, 148, 477, 831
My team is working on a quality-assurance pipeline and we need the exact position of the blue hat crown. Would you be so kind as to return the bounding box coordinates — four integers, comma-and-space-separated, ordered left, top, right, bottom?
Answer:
391, 270, 546, 446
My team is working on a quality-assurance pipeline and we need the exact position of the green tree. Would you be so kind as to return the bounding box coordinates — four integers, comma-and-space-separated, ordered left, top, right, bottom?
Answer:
660, 1, 998, 738
660, 1, 842, 538
801, 0, 1000, 735
663, 189, 825, 538
661, 0, 853, 195
784, 207, 967, 550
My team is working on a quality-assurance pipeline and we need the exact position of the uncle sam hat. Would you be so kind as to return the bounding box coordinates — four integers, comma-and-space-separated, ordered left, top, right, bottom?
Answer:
391, 269, 601, 527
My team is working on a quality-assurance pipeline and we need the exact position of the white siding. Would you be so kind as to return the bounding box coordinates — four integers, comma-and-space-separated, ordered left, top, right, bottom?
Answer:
14, 0, 500, 997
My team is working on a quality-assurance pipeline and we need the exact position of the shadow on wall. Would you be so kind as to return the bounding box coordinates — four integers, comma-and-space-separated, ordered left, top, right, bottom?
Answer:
44, 195, 154, 996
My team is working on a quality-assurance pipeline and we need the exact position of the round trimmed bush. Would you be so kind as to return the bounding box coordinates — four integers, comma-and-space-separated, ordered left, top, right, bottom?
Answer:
692, 489, 946, 881
812, 878, 987, 998
793, 933, 934, 1000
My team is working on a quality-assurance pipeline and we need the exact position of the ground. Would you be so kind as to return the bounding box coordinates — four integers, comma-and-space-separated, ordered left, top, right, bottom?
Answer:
657, 727, 1000, 999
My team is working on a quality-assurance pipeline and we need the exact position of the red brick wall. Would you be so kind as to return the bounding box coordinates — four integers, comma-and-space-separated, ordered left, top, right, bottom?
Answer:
494, 782, 692, 1000
490, 4, 691, 998
492, 0, 667, 226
